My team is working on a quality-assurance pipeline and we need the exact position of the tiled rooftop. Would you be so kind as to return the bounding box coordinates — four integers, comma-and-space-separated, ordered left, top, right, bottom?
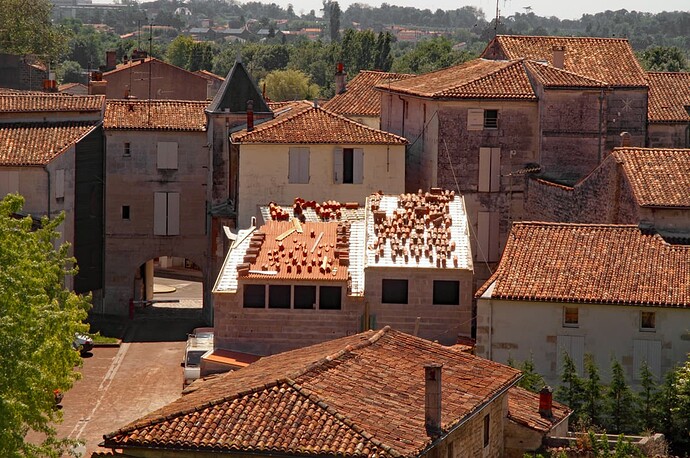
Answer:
477, 222, 690, 307
104, 100, 208, 131
613, 147, 690, 208
365, 189, 473, 270
379, 59, 536, 100
523, 61, 607, 88
483, 35, 647, 88
103, 328, 520, 456
0, 122, 98, 166
260, 199, 366, 224
0, 93, 105, 113
323, 70, 415, 116
647, 72, 690, 122
507, 387, 571, 433
231, 105, 408, 144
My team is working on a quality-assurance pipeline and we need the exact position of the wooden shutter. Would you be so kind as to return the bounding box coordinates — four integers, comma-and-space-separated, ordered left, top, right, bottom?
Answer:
153, 192, 167, 235
489, 211, 500, 261
299, 148, 310, 183
467, 108, 484, 130
478, 148, 491, 192
167, 192, 180, 235
157, 142, 178, 169
490, 148, 501, 192
634, 339, 661, 379
353, 148, 364, 184
333, 147, 343, 183
288, 148, 300, 183
54, 169, 65, 199
556, 335, 585, 375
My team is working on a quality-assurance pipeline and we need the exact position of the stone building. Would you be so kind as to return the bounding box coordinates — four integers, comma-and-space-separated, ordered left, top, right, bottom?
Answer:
647, 71, 690, 148
0, 54, 48, 91
0, 92, 106, 294
102, 99, 211, 316
213, 189, 473, 354
476, 222, 690, 387
98, 327, 522, 458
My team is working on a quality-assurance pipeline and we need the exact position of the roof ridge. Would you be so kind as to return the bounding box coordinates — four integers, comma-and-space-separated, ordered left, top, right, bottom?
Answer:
524, 60, 608, 86
512, 221, 641, 229
439, 59, 520, 95
497, 34, 629, 42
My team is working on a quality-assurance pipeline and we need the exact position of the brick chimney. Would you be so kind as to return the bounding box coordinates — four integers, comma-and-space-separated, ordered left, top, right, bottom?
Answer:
424, 364, 443, 437
335, 62, 347, 95
246, 99, 254, 132
105, 50, 117, 71
88, 71, 107, 95
538, 386, 553, 418
552, 45, 565, 69
620, 131, 631, 147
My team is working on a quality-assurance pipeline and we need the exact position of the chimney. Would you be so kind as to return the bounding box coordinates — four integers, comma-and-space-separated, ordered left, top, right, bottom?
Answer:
88, 71, 107, 95
620, 131, 631, 147
335, 62, 347, 95
424, 364, 443, 437
538, 386, 553, 418
246, 99, 254, 132
552, 45, 565, 69
105, 50, 117, 71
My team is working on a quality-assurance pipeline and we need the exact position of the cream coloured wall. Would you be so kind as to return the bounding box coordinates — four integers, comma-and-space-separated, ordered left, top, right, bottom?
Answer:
237, 143, 405, 226
476, 297, 690, 387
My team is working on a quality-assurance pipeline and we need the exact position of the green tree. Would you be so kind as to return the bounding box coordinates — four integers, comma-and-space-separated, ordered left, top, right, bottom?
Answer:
391, 37, 472, 74
56, 60, 85, 84
261, 69, 319, 101
329, 1, 341, 42
515, 355, 545, 393
638, 46, 689, 71
604, 357, 637, 434
374, 32, 393, 71
637, 360, 657, 431
670, 355, 690, 452
0, 194, 91, 457
583, 354, 603, 427
341, 28, 377, 75
0, 0, 67, 58
166, 35, 195, 69
555, 350, 585, 424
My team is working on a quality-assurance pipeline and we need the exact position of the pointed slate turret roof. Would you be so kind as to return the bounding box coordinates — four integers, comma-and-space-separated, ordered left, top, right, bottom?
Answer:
207, 59, 270, 114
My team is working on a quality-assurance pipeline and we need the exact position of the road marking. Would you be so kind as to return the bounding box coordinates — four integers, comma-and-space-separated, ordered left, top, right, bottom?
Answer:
68, 342, 131, 441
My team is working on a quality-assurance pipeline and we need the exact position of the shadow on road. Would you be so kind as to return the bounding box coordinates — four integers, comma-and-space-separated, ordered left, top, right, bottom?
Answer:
88, 308, 208, 343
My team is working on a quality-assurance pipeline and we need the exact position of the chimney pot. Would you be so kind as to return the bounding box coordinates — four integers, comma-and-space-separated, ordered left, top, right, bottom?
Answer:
247, 99, 254, 132
538, 386, 553, 418
335, 62, 347, 94
552, 45, 565, 69
620, 131, 631, 147
424, 363, 443, 437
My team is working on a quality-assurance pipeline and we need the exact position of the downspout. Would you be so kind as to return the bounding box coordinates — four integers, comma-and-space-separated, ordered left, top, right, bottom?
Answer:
44, 166, 51, 218
598, 88, 605, 164
488, 299, 493, 360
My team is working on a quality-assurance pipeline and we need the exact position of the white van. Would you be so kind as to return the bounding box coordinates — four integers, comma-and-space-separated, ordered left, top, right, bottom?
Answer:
183, 327, 214, 388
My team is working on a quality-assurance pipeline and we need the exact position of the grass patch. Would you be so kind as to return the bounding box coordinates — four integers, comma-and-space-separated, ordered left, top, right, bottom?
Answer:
91, 332, 120, 345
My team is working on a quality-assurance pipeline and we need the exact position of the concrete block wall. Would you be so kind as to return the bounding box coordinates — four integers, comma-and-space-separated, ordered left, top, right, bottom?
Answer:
364, 267, 474, 345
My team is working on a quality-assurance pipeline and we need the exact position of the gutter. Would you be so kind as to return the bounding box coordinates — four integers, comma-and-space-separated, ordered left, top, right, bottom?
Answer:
44, 166, 51, 218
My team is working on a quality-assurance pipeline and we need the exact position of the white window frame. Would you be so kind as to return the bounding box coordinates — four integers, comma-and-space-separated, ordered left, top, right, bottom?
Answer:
478, 147, 500, 192
157, 141, 178, 170
153, 191, 180, 235
288, 147, 310, 184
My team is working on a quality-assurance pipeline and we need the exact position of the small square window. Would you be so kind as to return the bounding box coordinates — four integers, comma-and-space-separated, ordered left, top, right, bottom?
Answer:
269, 285, 291, 309
640, 311, 656, 331
294, 285, 316, 309
483, 109, 498, 129
124, 142, 131, 156
243, 284, 266, 308
433, 280, 459, 305
121, 205, 130, 220
483, 414, 490, 447
319, 286, 342, 310
563, 307, 579, 327
382, 279, 408, 304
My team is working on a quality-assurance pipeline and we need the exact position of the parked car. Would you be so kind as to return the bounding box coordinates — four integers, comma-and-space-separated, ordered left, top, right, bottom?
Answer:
72, 333, 94, 355
183, 327, 213, 388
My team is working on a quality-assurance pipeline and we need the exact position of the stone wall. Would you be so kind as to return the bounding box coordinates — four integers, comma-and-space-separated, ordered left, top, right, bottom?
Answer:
648, 123, 690, 148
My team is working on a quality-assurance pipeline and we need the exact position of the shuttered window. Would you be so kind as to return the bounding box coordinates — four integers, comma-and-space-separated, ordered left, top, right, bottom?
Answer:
153, 192, 180, 235
478, 147, 500, 192
333, 147, 364, 184
0, 171, 19, 195
556, 335, 584, 375
633, 339, 661, 379
157, 142, 178, 170
477, 211, 500, 262
467, 108, 484, 130
288, 147, 310, 183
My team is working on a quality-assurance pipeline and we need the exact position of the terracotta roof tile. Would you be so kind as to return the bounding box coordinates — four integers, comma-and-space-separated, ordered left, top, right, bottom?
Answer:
507, 387, 571, 433
323, 71, 414, 116
103, 328, 521, 456
104, 100, 208, 131
0, 93, 105, 113
365, 189, 473, 270
379, 59, 536, 100
231, 105, 407, 144
0, 122, 98, 166
647, 72, 690, 122
236, 220, 351, 282
523, 61, 607, 88
484, 35, 647, 87
476, 222, 690, 307
613, 147, 690, 208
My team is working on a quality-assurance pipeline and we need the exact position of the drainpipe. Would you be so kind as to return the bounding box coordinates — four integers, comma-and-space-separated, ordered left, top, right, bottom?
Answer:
44, 166, 51, 218
598, 88, 605, 164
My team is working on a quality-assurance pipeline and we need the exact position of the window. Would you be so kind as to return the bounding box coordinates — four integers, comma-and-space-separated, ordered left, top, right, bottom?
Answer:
640, 311, 656, 331
433, 280, 460, 305
382, 279, 408, 304
157, 141, 178, 170
124, 142, 131, 156
153, 192, 180, 235
54, 169, 65, 199
243, 284, 266, 308
633, 339, 661, 379
269, 285, 291, 308
333, 148, 363, 184
0, 171, 19, 195
484, 109, 498, 128
563, 307, 579, 327
556, 335, 584, 375
478, 147, 500, 192
122, 205, 130, 220
477, 211, 500, 262
288, 147, 310, 183
483, 414, 490, 448
294, 285, 317, 309
319, 286, 342, 310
